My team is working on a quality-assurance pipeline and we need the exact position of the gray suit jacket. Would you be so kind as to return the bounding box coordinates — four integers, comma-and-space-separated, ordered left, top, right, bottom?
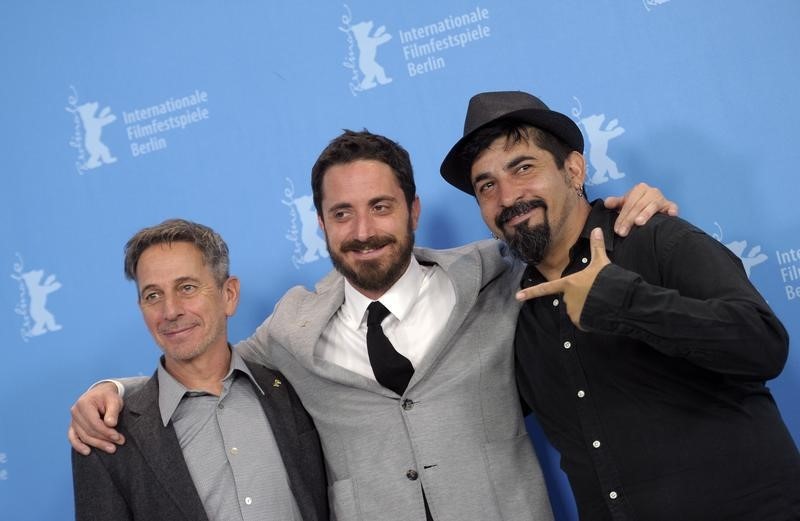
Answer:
238, 240, 553, 521
71, 360, 328, 521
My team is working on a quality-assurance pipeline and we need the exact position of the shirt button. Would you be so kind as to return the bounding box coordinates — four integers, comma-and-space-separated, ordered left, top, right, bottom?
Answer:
244, 497, 252, 505
609, 491, 618, 500
402, 399, 414, 410
563, 341, 571, 349
406, 470, 419, 481
581, 257, 589, 264
217, 403, 224, 409
577, 390, 585, 398
592, 440, 601, 449
552, 298, 559, 307
230, 447, 239, 455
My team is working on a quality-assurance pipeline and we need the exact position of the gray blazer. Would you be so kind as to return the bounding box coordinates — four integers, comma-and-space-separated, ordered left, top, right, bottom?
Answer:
71, 361, 328, 521
238, 240, 553, 521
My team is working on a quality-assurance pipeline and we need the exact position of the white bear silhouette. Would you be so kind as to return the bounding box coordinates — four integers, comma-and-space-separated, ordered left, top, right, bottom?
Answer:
294, 195, 330, 263
726, 240, 767, 277
350, 21, 392, 91
581, 113, 625, 185
20, 270, 62, 336
76, 101, 117, 169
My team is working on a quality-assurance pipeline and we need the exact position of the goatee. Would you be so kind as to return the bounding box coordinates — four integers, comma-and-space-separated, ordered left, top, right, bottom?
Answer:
496, 199, 551, 265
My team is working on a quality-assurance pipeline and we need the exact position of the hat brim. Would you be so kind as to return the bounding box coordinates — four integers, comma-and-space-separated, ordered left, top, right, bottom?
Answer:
440, 108, 584, 195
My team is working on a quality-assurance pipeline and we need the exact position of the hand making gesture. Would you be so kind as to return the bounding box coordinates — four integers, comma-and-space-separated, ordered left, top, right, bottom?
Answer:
515, 227, 611, 329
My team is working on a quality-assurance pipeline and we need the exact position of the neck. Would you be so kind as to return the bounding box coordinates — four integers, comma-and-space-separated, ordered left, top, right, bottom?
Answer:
537, 201, 592, 281
164, 341, 231, 395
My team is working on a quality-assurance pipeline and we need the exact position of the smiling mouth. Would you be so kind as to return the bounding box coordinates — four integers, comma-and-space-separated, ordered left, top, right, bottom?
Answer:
161, 324, 197, 338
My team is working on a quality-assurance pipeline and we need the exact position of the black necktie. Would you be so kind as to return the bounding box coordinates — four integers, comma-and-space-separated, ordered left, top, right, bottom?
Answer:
366, 301, 414, 395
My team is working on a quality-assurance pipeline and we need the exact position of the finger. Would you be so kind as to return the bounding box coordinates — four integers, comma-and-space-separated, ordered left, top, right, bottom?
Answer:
71, 399, 124, 444
603, 195, 624, 210
667, 201, 679, 217
516, 279, 565, 302
67, 426, 91, 456
611, 183, 648, 236
589, 228, 610, 266
71, 421, 119, 454
102, 397, 122, 429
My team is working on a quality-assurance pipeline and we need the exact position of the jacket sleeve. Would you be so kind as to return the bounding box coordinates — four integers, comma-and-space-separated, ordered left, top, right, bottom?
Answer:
233, 311, 278, 369
72, 449, 133, 521
580, 224, 789, 380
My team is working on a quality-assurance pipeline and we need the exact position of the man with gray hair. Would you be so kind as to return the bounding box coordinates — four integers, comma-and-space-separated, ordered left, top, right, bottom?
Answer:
71, 219, 328, 521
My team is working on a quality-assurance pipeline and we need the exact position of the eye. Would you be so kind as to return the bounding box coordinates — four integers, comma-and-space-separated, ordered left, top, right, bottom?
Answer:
179, 284, 198, 294
515, 163, 533, 175
476, 180, 494, 195
332, 208, 351, 221
372, 202, 391, 214
142, 291, 161, 303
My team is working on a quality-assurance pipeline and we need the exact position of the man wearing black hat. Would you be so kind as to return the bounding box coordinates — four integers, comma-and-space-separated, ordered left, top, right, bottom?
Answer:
441, 91, 800, 520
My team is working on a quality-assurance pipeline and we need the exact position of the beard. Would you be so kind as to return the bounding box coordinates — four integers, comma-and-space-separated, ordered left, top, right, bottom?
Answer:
328, 220, 415, 293
497, 199, 551, 265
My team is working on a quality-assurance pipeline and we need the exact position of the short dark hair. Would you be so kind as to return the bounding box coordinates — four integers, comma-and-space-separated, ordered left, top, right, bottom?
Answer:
311, 130, 416, 215
123, 219, 229, 287
460, 119, 574, 173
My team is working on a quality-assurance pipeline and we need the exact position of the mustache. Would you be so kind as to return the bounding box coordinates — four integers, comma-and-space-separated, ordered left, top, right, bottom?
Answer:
341, 235, 396, 253
496, 199, 547, 228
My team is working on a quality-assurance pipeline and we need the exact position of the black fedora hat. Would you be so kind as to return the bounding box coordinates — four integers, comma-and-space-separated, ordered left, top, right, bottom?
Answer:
440, 91, 584, 195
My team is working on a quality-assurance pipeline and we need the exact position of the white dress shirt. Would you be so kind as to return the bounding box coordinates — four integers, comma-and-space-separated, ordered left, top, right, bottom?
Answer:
315, 255, 457, 381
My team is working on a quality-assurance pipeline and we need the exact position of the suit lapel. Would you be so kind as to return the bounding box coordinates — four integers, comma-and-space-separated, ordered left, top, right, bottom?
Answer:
244, 361, 323, 521
286, 270, 392, 394
126, 376, 209, 521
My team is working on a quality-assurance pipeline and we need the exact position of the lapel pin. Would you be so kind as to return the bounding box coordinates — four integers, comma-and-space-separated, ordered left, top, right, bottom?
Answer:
272, 378, 282, 388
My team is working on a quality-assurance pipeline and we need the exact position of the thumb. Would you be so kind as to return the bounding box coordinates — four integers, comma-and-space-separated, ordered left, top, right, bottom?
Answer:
103, 396, 123, 428
589, 227, 609, 266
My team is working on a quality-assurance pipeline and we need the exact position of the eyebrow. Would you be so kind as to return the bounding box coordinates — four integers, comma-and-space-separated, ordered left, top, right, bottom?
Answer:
138, 276, 199, 297
326, 195, 398, 214
472, 154, 538, 187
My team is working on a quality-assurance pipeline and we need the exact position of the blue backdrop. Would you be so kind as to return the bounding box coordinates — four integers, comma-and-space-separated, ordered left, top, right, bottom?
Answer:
2, 1, 798, 519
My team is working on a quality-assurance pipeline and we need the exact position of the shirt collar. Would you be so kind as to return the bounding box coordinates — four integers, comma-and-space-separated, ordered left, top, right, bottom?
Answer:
341, 255, 423, 328
157, 345, 264, 426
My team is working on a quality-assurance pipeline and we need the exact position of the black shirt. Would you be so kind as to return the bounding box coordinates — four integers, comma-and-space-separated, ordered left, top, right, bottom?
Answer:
515, 201, 800, 521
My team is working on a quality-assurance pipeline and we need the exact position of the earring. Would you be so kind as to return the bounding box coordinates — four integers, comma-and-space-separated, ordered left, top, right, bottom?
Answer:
575, 186, 585, 199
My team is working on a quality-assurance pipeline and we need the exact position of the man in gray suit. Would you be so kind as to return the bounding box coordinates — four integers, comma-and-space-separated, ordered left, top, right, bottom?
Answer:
69, 131, 671, 520
71, 219, 327, 521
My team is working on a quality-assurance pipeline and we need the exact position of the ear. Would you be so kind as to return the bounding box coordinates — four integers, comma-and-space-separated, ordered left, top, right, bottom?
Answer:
564, 151, 587, 189
410, 196, 421, 231
317, 213, 326, 234
222, 276, 240, 317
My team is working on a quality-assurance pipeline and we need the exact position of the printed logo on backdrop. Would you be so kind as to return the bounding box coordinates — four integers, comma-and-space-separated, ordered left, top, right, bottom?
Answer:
65, 85, 210, 173
340, 4, 492, 96
340, 4, 393, 94
775, 244, 800, 303
66, 85, 118, 174
0, 452, 7, 481
572, 97, 626, 186
714, 222, 800, 303
643, 0, 670, 12
283, 178, 329, 269
10, 253, 62, 342
712, 223, 767, 278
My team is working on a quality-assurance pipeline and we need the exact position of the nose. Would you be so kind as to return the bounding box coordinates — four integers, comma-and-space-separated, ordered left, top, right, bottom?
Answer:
353, 212, 376, 240
161, 293, 183, 321
496, 178, 521, 209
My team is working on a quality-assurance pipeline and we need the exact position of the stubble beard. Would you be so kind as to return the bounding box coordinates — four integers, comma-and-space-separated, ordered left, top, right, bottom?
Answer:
328, 220, 415, 293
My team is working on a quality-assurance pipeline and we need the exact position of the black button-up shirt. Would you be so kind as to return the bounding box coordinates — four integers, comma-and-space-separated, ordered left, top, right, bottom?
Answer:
515, 201, 800, 521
